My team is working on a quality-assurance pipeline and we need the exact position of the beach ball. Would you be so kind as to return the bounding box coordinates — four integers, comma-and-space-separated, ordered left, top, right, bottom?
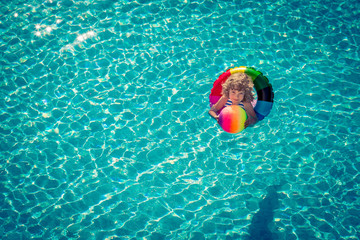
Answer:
218, 105, 247, 133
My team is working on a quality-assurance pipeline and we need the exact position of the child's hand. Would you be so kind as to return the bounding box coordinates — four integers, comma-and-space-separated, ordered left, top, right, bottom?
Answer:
212, 115, 219, 122
244, 117, 256, 128
245, 119, 250, 128
209, 109, 219, 122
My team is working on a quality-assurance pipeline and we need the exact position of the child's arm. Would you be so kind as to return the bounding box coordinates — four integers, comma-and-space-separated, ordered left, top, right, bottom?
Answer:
244, 101, 258, 127
209, 96, 228, 121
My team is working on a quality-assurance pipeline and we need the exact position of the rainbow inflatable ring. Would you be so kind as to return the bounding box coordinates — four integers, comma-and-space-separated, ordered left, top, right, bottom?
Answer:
209, 66, 274, 121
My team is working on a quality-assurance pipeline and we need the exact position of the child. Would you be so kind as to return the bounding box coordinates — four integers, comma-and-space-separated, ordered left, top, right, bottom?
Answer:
209, 73, 257, 128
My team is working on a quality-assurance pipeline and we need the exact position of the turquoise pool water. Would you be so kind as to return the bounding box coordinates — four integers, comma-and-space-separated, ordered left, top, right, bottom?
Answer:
1, 0, 359, 239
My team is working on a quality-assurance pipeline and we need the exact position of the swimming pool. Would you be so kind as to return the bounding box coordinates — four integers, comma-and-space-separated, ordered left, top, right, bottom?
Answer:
1, 0, 359, 239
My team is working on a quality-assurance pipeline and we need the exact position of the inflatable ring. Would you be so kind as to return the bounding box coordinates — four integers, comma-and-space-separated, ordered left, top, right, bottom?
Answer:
209, 66, 274, 120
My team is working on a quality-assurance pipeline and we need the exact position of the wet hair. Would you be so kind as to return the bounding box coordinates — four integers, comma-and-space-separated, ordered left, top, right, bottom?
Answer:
221, 73, 255, 102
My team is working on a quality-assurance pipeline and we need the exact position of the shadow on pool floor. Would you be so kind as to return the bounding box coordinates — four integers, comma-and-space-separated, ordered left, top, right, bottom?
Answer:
247, 185, 281, 240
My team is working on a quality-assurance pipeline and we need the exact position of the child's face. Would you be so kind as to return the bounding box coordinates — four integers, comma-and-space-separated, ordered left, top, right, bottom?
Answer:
229, 88, 244, 104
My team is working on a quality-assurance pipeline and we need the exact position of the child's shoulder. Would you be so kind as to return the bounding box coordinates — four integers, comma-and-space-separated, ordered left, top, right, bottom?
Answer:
219, 95, 228, 100
215, 96, 228, 107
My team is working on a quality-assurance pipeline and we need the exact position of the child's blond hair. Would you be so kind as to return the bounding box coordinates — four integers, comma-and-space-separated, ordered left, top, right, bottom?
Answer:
221, 73, 254, 102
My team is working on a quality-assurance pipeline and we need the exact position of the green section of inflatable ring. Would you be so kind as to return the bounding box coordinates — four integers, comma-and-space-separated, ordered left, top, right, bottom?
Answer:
245, 67, 271, 91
